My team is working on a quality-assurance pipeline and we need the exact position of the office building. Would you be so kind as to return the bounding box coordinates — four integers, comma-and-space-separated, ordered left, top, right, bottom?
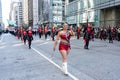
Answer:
0, 0, 2, 29
9, 1, 23, 27
39, 0, 64, 27
65, 0, 120, 27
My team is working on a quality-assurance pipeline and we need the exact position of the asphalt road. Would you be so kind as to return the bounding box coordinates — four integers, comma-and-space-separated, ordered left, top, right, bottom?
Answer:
0, 33, 120, 80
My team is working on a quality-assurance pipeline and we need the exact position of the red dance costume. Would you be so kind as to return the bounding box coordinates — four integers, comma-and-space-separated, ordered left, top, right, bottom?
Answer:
59, 32, 71, 51
28, 30, 32, 36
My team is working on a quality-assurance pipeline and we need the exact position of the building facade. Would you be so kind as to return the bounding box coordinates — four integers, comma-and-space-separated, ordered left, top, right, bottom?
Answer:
0, 0, 2, 30
38, 0, 52, 27
9, 1, 23, 27
28, 0, 33, 27
65, 0, 120, 27
23, 0, 39, 28
99, 0, 120, 27
39, 0, 64, 28
23, 0, 33, 27
33, 0, 39, 28
18, 1, 23, 27
52, 0, 63, 25
62, 0, 65, 22
22, 0, 29, 27
65, 0, 99, 27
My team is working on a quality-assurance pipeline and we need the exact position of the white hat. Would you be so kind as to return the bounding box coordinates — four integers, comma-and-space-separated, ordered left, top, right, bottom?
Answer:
29, 27, 32, 30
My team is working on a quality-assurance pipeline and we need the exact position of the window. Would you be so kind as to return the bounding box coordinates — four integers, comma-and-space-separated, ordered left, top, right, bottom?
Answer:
69, 0, 75, 2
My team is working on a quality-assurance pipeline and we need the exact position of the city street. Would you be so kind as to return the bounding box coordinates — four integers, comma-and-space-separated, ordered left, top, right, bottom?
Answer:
0, 33, 120, 80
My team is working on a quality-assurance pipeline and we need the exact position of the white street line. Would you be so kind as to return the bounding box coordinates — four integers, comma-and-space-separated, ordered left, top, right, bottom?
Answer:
32, 47, 79, 80
0, 42, 6, 45
12, 43, 23, 47
39, 42, 48, 45
0, 46, 6, 49
32, 40, 43, 43
46, 39, 50, 41
0, 35, 3, 42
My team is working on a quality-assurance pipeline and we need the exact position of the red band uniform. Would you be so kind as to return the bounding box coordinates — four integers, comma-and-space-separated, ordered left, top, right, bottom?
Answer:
83, 26, 91, 49
52, 27, 56, 41
76, 27, 81, 39
59, 32, 71, 51
38, 27, 42, 38
23, 30, 27, 44
27, 30, 33, 49
44, 27, 48, 39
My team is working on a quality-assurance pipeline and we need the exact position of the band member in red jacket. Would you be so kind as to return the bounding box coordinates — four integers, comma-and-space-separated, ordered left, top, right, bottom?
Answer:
17, 27, 21, 39
100, 28, 106, 41
91, 27, 95, 41
38, 27, 42, 38
23, 29, 27, 44
20, 27, 23, 41
51, 26, 56, 41
76, 26, 81, 39
44, 26, 48, 39
83, 23, 92, 49
53, 22, 74, 75
27, 27, 33, 49
107, 26, 113, 43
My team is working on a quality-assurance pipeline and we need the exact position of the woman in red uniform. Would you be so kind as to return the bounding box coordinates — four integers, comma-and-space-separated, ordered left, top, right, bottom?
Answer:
53, 23, 74, 75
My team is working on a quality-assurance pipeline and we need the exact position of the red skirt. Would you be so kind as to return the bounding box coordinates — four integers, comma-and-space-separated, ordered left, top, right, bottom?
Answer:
59, 42, 70, 51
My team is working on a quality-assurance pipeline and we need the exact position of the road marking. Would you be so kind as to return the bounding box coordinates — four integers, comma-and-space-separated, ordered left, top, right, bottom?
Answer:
0, 42, 6, 45
39, 42, 49, 45
32, 47, 79, 80
71, 37, 76, 40
0, 46, 6, 49
32, 40, 43, 43
0, 35, 3, 42
46, 39, 50, 41
71, 45, 82, 49
12, 43, 23, 47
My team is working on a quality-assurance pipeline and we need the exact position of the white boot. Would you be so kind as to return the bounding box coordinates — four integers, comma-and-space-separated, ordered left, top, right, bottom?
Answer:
62, 62, 68, 76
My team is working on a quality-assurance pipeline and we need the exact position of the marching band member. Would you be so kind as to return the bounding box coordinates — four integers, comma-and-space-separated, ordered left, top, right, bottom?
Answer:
53, 23, 74, 75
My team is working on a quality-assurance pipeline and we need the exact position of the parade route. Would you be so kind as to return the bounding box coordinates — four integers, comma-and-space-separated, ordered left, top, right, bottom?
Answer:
0, 33, 120, 80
